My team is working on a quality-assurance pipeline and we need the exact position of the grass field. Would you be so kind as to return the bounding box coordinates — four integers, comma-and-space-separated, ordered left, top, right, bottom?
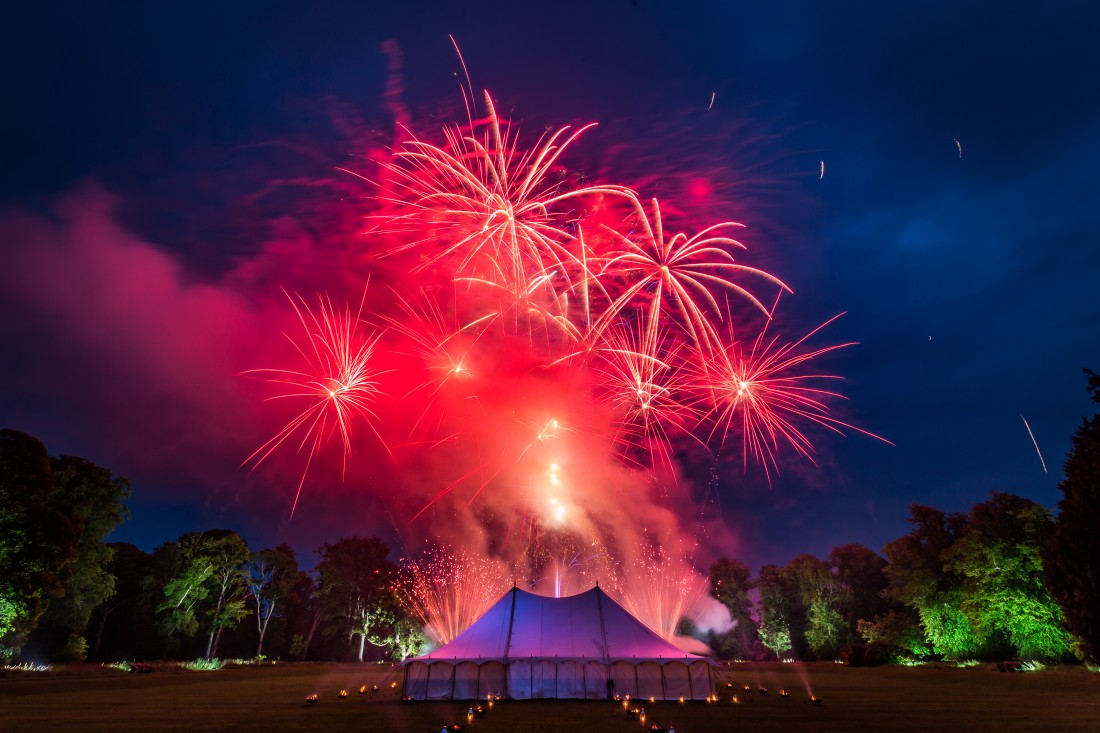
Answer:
1, 661, 1097, 732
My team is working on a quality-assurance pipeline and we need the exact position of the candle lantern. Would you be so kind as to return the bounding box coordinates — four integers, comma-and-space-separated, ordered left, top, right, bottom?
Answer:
338, 689, 348, 698
305, 694, 318, 705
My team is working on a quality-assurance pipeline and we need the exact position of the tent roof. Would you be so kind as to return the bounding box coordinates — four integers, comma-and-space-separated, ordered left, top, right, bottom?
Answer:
406, 585, 710, 664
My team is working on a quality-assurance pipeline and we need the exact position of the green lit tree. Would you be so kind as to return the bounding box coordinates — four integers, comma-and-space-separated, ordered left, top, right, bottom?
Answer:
154, 530, 251, 658
785, 554, 847, 659
756, 564, 802, 659
1045, 368, 1100, 663
882, 505, 982, 659
198, 531, 251, 659
946, 493, 1074, 660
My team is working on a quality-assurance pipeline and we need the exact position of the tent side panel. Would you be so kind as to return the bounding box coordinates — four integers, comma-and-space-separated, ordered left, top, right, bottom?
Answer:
478, 662, 506, 699
660, 662, 690, 700
688, 661, 713, 700
556, 660, 583, 699
404, 662, 430, 700
452, 661, 480, 700
583, 661, 607, 700
635, 661, 663, 700
508, 660, 533, 700
610, 660, 638, 698
426, 661, 456, 700
531, 660, 557, 699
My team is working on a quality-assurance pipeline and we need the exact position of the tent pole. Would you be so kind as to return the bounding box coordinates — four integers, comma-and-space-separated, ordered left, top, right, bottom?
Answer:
595, 584, 611, 695
502, 585, 518, 699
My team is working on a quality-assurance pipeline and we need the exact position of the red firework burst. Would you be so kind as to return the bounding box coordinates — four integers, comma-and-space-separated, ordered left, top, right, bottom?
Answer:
243, 290, 390, 515
703, 311, 892, 481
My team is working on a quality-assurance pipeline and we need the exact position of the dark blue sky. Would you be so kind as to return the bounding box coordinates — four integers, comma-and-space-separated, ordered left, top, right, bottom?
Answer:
2, 1, 1098, 571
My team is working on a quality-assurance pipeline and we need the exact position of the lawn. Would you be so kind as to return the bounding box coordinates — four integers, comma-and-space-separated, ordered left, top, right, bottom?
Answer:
1, 661, 1097, 732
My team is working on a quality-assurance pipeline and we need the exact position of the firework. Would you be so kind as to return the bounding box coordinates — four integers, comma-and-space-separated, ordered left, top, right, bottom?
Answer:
703, 311, 891, 481
373, 91, 632, 343
243, 290, 389, 516
396, 547, 512, 645
611, 541, 708, 643
595, 195, 788, 355
248, 88, 884, 534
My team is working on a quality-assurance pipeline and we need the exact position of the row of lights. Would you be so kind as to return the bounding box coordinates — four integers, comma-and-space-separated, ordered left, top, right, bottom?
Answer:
305, 680, 398, 704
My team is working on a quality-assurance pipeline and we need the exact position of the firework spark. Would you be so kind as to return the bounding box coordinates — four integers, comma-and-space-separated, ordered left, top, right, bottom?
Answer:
703, 311, 892, 481
596, 196, 788, 355
243, 290, 389, 516
397, 547, 513, 645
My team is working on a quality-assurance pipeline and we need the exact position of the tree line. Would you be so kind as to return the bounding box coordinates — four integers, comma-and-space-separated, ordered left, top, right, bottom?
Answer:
701, 369, 1100, 664
2, 370, 1097, 665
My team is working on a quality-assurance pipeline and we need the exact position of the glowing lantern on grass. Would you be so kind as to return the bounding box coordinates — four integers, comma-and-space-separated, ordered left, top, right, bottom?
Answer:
779, 689, 790, 698
810, 695, 821, 705
339, 689, 348, 698
305, 694, 318, 705
359, 685, 367, 696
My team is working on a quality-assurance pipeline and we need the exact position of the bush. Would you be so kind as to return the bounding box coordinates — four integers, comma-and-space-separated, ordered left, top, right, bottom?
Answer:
55, 635, 88, 663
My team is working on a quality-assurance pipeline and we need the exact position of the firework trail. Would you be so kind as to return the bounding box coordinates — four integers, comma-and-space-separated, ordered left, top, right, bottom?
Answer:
1019, 414, 1048, 474
243, 290, 389, 516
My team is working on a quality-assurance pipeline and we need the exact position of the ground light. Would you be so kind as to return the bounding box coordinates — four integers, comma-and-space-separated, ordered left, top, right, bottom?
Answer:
810, 695, 822, 705
338, 689, 348, 698
305, 694, 318, 705
779, 689, 790, 698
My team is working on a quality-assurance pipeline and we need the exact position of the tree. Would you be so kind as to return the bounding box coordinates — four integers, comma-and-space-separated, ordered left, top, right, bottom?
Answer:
1045, 368, 1100, 662
41, 455, 130, 660
756, 564, 800, 659
707, 558, 759, 659
882, 505, 982, 659
316, 536, 398, 662
946, 493, 1074, 660
785, 554, 846, 659
88, 543, 157, 661
0, 430, 80, 661
197, 531, 251, 659
827, 544, 890, 648
245, 544, 299, 658
154, 530, 250, 658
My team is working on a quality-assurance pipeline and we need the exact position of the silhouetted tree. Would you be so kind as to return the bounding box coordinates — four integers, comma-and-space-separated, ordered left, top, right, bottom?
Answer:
245, 544, 298, 657
38, 455, 130, 660
828, 544, 890, 648
1045, 368, 1100, 662
707, 557, 759, 659
316, 536, 398, 662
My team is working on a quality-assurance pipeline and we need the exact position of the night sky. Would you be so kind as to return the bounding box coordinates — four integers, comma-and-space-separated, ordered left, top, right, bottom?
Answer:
2, 1, 1098, 574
